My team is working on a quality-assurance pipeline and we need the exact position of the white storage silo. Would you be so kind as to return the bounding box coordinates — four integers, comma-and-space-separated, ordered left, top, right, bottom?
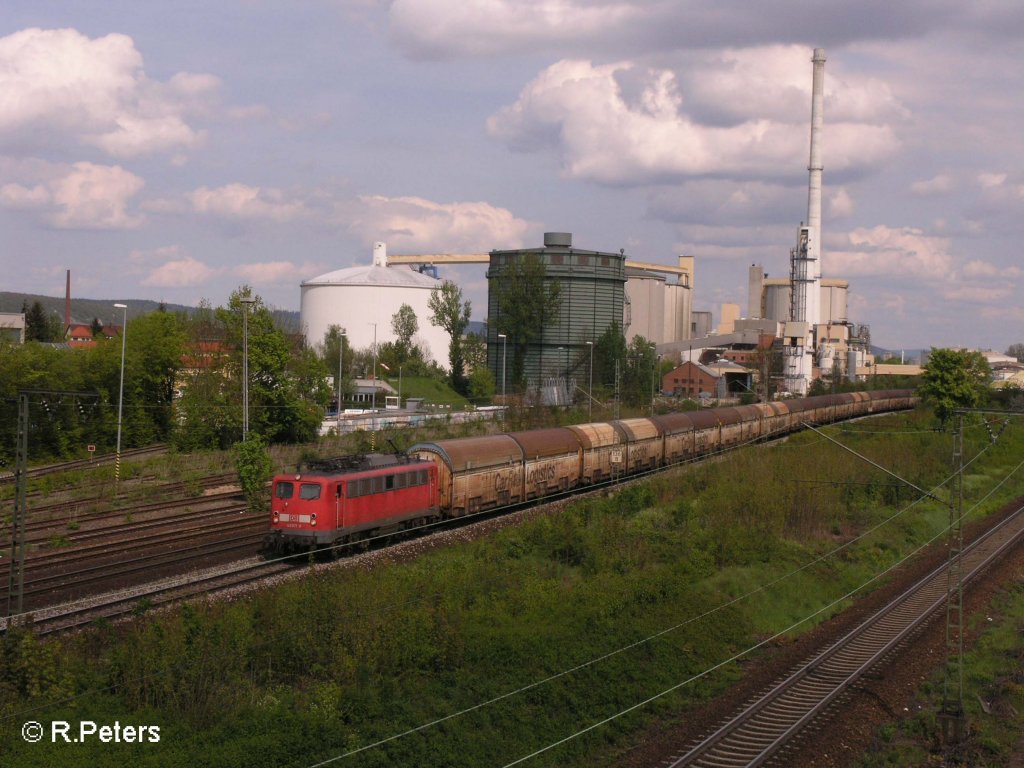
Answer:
300, 243, 450, 367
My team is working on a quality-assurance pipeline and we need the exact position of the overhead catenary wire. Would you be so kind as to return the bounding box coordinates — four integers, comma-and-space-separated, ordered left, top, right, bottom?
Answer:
1, 410, 1000, 745
299, 429, 1004, 766
497, 455, 1024, 767
1, 412, 909, 725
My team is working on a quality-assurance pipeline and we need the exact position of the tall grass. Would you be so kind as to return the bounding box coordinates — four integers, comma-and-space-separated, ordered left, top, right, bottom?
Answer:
1, 409, 1022, 767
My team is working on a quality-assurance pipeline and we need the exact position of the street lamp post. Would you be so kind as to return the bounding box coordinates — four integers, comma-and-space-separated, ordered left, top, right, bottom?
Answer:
651, 347, 660, 416
586, 340, 594, 421
113, 303, 127, 484
336, 329, 346, 432
240, 296, 257, 439
497, 333, 507, 398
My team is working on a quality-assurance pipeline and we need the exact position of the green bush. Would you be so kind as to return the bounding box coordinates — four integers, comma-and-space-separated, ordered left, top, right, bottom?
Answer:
234, 435, 273, 512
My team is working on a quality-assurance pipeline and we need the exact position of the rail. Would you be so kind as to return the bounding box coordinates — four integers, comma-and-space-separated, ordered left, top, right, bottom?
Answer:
666, 504, 1024, 767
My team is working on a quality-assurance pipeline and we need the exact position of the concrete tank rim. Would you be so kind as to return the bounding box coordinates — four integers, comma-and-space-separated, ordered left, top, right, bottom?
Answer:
301, 264, 440, 288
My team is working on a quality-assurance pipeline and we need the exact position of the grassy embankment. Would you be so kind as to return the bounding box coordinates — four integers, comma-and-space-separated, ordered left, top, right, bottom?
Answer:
856, 572, 1024, 767
2, 409, 1023, 767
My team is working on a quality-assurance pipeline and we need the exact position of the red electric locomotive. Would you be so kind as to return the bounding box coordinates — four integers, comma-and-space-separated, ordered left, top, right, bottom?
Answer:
264, 453, 439, 555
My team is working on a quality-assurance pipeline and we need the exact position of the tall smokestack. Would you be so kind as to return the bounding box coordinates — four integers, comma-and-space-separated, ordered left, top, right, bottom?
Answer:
783, 47, 826, 396
65, 269, 71, 331
805, 47, 826, 328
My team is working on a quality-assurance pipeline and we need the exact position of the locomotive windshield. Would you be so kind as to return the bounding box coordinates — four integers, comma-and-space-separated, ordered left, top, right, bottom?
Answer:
275, 481, 294, 499
299, 483, 322, 500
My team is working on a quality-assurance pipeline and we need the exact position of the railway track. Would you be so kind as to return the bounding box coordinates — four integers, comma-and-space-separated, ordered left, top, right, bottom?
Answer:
664, 503, 1024, 767
3, 556, 298, 636
14, 485, 242, 546
0, 444, 168, 483
2, 496, 263, 610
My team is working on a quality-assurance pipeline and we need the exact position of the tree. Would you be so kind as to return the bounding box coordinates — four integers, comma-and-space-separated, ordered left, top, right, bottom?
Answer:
0, 342, 88, 462
321, 325, 353, 409
592, 322, 627, 392
175, 287, 326, 448
1006, 343, 1024, 363
391, 304, 418, 363
216, 288, 325, 444
622, 335, 657, 406
89, 309, 187, 446
918, 347, 991, 424
462, 331, 487, 372
491, 253, 562, 389
24, 301, 61, 343
467, 366, 496, 403
90, 318, 103, 338
428, 281, 472, 395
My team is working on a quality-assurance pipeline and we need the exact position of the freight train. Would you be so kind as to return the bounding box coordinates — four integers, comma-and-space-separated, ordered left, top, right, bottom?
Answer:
264, 389, 917, 555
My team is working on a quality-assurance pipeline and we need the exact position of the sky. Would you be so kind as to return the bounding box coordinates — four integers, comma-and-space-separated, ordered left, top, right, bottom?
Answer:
0, 1, 1022, 352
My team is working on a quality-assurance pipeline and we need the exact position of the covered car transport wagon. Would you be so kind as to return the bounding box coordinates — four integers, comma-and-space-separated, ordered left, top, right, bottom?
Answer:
409, 435, 523, 516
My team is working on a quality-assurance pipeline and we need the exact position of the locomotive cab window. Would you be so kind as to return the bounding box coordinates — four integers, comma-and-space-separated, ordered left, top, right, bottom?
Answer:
275, 481, 294, 499
385, 475, 395, 491
300, 483, 322, 500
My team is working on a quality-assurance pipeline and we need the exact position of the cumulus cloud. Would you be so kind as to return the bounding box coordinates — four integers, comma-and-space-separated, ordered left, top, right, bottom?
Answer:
676, 45, 908, 126
829, 226, 1020, 312
0, 27, 215, 158
830, 225, 954, 278
234, 261, 324, 284
828, 188, 855, 218
648, 180, 797, 226
911, 174, 954, 195
388, 0, 641, 58
977, 172, 1007, 188
386, 1, 961, 60
189, 184, 310, 222
0, 161, 144, 228
141, 255, 220, 288
488, 57, 901, 186
349, 195, 533, 251
962, 259, 1022, 279
941, 284, 1013, 303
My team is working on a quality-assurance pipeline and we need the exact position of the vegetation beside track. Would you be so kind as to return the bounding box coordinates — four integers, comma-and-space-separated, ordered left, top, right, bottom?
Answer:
2, 408, 1023, 768
856, 578, 1024, 768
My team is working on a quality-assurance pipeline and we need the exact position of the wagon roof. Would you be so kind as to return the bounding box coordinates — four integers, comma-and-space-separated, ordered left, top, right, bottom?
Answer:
566, 422, 621, 448
509, 428, 582, 458
715, 406, 746, 425
409, 435, 523, 471
612, 418, 662, 440
651, 412, 695, 434
684, 410, 723, 429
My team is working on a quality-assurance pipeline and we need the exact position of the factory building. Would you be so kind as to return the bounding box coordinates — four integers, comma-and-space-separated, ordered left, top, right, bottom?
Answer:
758, 275, 848, 326
0, 312, 25, 344
623, 256, 693, 345
300, 242, 449, 366
486, 232, 625, 389
691, 311, 713, 339
748, 268, 866, 380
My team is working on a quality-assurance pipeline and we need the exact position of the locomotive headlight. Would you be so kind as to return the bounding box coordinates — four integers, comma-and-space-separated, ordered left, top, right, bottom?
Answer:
272, 511, 279, 523
310, 513, 317, 527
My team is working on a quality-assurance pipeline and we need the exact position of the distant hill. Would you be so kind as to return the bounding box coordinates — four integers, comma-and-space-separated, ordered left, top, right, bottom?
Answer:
0, 292, 300, 330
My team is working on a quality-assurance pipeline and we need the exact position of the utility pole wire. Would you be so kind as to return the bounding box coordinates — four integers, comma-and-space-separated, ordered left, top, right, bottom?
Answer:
802, 421, 946, 504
